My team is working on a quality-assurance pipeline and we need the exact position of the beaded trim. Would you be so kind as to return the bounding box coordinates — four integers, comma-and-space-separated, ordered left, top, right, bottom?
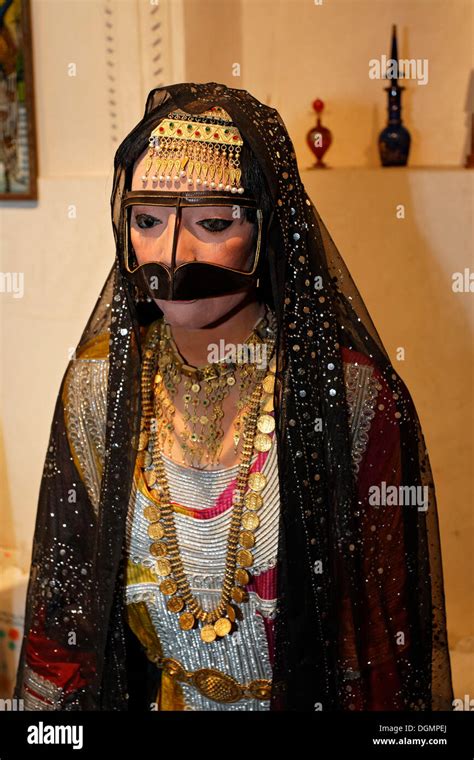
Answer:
343, 362, 380, 474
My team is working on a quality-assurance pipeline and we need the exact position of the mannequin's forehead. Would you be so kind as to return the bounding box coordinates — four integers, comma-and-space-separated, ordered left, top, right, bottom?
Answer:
131, 146, 151, 185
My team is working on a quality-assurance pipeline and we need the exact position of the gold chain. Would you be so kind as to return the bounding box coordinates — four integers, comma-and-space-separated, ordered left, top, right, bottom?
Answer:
136, 312, 277, 643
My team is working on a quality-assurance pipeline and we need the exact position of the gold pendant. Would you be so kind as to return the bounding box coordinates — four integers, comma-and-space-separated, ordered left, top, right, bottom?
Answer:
242, 512, 260, 531
257, 414, 275, 434
244, 492, 263, 510
150, 541, 167, 557
179, 611, 195, 630
144, 469, 157, 487
237, 549, 253, 567
201, 624, 217, 643
254, 433, 272, 452
235, 567, 250, 585
160, 578, 177, 595
214, 618, 232, 637
239, 530, 255, 549
147, 523, 164, 540
144, 505, 161, 521
138, 450, 152, 467
231, 586, 247, 603
167, 596, 184, 613
248, 471, 267, 491
262, 375, 275, 394
226, 604, 236, 622
155, 557, 171, 576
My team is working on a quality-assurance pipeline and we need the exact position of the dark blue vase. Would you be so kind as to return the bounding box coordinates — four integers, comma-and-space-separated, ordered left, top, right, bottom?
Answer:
378, 25, 411, 166
378, 83, 411, 166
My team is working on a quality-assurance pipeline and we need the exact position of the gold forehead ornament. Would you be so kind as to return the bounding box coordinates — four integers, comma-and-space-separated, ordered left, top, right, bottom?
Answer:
140, 106, 246, 194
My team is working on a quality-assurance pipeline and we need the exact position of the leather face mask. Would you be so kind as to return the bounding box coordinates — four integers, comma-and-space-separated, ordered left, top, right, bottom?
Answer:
119, 190, 270, 300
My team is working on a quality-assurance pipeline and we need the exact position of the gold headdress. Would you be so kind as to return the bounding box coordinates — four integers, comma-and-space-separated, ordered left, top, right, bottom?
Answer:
140, 106, 246, 193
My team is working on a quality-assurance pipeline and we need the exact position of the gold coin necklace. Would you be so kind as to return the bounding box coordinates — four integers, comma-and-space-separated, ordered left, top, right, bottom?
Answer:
153, 306, 276, 468
137, 317, 277, 643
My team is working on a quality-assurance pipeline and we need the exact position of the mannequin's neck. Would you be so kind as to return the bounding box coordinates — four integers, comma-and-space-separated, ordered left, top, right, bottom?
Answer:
167, 297, 266, 369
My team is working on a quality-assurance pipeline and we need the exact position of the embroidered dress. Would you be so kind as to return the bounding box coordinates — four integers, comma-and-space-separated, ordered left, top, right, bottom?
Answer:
125, 438, 279, 710
16, 321, 380, 711
123, 343, 384, 710
18, 321, 382, 711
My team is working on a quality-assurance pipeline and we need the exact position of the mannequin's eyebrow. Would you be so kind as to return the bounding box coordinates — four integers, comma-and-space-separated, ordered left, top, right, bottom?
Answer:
132, 205, 168, 214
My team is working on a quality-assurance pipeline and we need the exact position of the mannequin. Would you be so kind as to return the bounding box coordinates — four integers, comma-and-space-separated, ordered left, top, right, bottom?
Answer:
14, 83, 453, 711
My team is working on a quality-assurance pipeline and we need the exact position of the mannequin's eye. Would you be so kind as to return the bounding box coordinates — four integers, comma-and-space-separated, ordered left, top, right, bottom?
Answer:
197, 218, 233, 233
134, 213, 162, 229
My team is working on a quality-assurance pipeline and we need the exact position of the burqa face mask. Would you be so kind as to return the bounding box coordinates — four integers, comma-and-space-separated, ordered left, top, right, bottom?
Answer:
119, 190, 269, 301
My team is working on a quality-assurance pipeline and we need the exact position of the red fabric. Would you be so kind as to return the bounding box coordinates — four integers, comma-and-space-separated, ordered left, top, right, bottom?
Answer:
25, 605, 96, 702
338, 347, 410, 710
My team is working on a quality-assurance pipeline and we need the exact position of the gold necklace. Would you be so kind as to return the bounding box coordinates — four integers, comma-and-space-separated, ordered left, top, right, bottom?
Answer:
153, 306, 276, 468
137, 314, 277, 643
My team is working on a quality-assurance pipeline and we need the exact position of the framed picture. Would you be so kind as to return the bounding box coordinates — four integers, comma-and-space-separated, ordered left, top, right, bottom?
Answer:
0, 0, 37, 200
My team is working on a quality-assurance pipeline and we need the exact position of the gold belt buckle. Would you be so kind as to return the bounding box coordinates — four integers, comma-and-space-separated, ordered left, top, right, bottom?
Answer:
154, 655, 272, 703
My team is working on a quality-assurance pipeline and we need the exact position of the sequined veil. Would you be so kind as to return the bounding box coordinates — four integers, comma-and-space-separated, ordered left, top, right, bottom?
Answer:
14, 82, 453, 711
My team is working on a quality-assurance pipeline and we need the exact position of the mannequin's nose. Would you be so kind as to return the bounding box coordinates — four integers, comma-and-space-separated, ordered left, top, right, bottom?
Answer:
161, 213, 196, 266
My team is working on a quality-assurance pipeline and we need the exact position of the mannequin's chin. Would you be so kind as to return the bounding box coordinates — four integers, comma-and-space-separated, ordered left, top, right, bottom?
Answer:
154, 288, 257, 329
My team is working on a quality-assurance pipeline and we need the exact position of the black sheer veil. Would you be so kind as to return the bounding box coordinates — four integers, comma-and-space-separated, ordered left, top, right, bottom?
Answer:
14, 82, 453, 711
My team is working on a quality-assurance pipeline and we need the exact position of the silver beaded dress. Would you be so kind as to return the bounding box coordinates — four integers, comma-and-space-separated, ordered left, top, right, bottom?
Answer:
125, 429, 280, 711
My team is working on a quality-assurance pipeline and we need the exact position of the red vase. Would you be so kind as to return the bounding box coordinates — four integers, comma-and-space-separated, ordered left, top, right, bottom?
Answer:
306, 99, 333, 168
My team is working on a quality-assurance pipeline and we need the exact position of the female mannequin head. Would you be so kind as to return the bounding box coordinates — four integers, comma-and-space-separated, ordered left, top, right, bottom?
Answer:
129, 109, 272, 329
130, 147, 258, 328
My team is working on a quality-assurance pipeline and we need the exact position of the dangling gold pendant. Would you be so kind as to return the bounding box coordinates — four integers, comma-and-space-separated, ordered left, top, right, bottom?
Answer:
200, 624, 217, 642
214, 617, 232, 637
179, 611, 195, 630
167, 596, 184, 613
257, 414, 275, 434
254, 433, 272, 452
226, 604, 236, 622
